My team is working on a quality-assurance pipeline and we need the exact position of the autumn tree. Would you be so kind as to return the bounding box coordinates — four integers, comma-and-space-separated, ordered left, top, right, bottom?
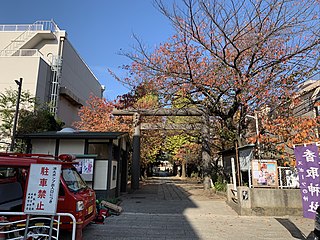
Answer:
135, 93, 165, 173
114, 84, 165, 171
73, 95, 131, 132
74, 88, 165, 176
162, 91, 202, 177
260, 115, 320, 164
165, 135, 200, 177
117, 0, 319, 169
256, 90, 320, 165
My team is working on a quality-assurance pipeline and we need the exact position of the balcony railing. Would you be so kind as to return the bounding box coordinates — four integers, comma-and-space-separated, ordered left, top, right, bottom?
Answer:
0, 49, 44, 57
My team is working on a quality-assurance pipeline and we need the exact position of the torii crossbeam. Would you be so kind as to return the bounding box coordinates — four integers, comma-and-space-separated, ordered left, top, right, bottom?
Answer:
112, 108, 206, 190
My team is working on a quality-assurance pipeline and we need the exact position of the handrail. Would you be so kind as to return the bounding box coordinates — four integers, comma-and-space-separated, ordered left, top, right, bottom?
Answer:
0, 20, 59, 32
0, 49, 45, 57
0, 212, 76, 240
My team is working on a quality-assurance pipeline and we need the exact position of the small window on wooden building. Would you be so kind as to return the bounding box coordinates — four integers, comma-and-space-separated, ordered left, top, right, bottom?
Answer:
112, 165, 116, 180
88, 143, 109, 159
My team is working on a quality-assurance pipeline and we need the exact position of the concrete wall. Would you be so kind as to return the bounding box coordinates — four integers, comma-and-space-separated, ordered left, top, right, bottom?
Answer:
36, 58, 52, 103
0, 56, 40, 95
57, 96, 82, 127
0, 32, 21, 49
56, 39, 102, 126
226, 184, 303, 216
60, 39, 102, 100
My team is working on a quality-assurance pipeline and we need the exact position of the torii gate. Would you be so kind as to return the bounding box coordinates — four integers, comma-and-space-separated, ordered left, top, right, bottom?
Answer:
112, 108, 210, 190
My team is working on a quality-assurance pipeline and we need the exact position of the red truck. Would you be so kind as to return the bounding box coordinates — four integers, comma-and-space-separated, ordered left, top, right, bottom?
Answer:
0, 153, 96, 239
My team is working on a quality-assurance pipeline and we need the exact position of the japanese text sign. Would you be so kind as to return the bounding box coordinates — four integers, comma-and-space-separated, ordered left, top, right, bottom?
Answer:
24, 164, 61, 215
294, 144, 320, 219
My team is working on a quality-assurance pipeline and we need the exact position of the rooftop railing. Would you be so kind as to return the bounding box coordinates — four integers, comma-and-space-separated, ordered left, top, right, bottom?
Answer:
0, 20, 60, 56
0, 20, 59, 32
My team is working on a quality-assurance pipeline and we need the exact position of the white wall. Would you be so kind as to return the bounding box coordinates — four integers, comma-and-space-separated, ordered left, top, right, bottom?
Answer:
0, 32, 21, 49
0, 57, 40, 96
30, 139, 56, 155
58, 139, 85, 154
94, 160, 108, 190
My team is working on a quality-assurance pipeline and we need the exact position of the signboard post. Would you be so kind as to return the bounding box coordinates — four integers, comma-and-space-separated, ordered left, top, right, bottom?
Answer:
24, 164, 61, 215
294, 143, 320, 219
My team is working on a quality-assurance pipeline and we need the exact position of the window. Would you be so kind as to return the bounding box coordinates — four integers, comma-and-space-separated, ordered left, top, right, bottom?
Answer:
112, 165, 116, 180
88, 143, 109, 159
0, 167, 16, 179
62, 168, 87, 192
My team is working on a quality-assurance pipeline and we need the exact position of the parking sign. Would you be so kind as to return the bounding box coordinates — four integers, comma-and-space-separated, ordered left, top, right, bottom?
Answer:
24, 164, 61, 215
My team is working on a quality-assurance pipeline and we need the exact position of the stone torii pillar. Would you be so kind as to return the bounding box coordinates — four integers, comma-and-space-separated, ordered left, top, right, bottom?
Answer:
131, 112, 141, 190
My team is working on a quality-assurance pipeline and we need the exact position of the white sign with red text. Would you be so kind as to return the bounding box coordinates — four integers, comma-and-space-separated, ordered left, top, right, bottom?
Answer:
24, 164, 61, 215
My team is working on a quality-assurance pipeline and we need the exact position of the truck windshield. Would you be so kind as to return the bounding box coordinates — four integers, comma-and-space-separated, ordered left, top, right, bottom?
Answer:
62, 168, 87, 192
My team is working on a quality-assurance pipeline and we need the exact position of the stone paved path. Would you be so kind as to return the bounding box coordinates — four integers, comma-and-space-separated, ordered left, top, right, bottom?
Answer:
82, 176, 315, 240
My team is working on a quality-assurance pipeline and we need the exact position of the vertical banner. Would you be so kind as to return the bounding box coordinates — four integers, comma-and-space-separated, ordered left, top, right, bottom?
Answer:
294, 144, 320, 219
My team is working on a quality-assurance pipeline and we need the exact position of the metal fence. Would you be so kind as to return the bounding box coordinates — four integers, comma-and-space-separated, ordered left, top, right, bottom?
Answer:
0, 212, 76, 240
0, 20, 59, 32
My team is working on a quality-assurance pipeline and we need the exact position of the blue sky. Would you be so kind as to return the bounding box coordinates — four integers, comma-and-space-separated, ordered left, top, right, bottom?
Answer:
0, 0, 176, 100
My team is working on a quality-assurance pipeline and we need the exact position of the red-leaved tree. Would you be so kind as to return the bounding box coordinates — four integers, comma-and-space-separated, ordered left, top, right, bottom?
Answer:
115, 0, 319, 168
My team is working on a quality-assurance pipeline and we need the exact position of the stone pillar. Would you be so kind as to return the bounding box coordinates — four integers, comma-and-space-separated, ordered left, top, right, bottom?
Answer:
237, 186, 251, 215
131, 113, 141, 190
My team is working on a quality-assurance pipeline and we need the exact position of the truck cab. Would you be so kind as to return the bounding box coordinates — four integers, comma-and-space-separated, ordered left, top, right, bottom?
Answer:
0, 153, 96, 238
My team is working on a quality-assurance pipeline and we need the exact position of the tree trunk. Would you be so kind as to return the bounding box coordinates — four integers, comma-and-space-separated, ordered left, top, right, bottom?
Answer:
201, 115, 211, 176
181, 161, 186, 178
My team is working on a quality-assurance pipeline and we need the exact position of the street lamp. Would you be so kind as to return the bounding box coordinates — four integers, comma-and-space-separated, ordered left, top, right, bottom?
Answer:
246, 112, 260, 159
10, 78, 23, 152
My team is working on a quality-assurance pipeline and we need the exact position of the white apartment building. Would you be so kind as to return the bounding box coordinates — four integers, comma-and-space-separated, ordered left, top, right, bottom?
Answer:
0, 20, 104, 127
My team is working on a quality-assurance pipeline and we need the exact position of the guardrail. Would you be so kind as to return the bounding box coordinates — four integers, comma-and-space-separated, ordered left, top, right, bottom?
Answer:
0, 20, 59, 32
0, 212, 76, 240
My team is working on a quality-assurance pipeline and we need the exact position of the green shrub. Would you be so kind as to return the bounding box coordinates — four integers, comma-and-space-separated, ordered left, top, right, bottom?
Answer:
214, 176, 227, 192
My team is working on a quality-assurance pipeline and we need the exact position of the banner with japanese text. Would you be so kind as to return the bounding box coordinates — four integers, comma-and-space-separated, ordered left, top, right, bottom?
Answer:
24, 164, 61, 215
294, 143, 320, 219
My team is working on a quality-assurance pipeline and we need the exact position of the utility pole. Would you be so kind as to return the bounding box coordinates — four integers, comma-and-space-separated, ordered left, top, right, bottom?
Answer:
10, 78, 23, 152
